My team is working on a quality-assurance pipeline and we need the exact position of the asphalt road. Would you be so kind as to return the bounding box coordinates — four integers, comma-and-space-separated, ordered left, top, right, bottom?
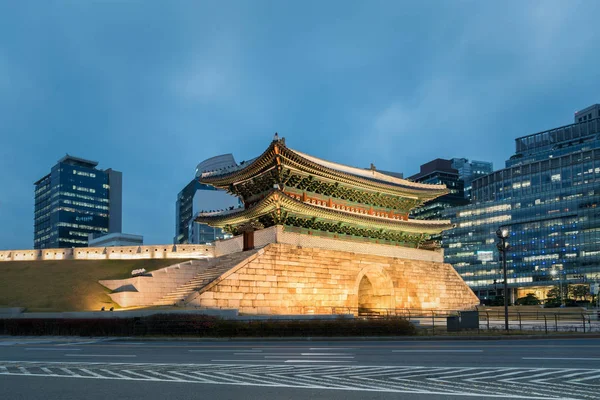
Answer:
1, 336, 600, 399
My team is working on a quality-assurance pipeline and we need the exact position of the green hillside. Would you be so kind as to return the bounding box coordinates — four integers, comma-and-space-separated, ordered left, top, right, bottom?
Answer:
0, 259, 190, 312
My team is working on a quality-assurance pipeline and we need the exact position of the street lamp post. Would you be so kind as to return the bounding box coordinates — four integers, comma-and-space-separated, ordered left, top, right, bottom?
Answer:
496, 228, 510, 332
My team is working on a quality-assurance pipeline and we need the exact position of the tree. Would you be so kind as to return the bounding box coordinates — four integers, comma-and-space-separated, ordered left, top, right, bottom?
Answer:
570, 285, 590, 302
545, 286, 565, 307
515, 293, 541, 305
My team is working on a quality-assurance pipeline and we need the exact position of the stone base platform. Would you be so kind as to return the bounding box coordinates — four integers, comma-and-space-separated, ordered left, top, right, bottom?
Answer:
187, 243, 478, 314
100, 226, 479, 314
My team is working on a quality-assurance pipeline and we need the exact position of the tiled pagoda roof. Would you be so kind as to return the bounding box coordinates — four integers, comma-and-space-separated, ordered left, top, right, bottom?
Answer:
199, 139, 448, 201
196, 190, 452, 235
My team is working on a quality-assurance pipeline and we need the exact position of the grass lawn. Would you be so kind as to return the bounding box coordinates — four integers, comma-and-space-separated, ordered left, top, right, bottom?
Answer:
0, 259, 190, 312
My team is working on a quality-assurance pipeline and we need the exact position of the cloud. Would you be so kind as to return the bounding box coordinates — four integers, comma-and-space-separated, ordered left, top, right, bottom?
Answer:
359, 0, 600, 175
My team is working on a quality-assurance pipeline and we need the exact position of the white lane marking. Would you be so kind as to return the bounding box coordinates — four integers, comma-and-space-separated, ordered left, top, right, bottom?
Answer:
121, 369, 152, 380
65, 354, 137, 358
567, 372, 600, 383
0, 361, 593, 398
18, 367, 31, 375
523, 357, 600, 361
60, 368, 79, 376
284, 360, 355, 363
146, 370, 185, 381
300, 353, 352, 356
100, 369, 129, 379
3, 360, 599, 371
265, 356, 355, 359
189, 349, 262, 353
41, 367, 54, 374
393, 350, 483, 353
26, 348, 81, 351
193, 371, 240, 383
210, 359, 286, 363
0, 373, 559, 399
57, 340, 107, 346
168, 370, 215, 383
309, 348, 356, 350
430, 368, 493, 380
79, 368, 104, 378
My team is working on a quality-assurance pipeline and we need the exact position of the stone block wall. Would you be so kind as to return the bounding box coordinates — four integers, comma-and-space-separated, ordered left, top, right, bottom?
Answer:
188, 243, 479, 314
213, 225, 444, 263
0, 244, 215, 262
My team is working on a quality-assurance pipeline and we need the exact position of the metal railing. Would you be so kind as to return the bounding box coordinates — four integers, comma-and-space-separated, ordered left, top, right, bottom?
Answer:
479, 310, 599, 334
330, 307, 600, 335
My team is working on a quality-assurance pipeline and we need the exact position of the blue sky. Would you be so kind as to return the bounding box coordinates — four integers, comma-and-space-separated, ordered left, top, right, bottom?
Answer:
1, 1, 600, 249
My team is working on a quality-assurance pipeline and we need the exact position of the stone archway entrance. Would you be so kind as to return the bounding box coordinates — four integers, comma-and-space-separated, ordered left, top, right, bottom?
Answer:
356, 267, 394, 315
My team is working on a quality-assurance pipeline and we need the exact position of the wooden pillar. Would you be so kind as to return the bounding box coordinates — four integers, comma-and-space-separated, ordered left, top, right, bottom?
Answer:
237, 220, 264, 251
243, 231, 255, 251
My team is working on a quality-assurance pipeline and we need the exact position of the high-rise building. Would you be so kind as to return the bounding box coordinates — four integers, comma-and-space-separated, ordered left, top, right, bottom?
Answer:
34, 155, 122, 249
409, 159, 469, 221
451, 158, 494, 199
175, 154, 240, 244
443, 105, 600, 302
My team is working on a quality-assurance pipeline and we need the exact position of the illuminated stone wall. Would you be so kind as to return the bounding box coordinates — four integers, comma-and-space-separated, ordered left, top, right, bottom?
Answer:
0, 244, 215, 262
187, 242, 479, 314
214, 225, 443, 263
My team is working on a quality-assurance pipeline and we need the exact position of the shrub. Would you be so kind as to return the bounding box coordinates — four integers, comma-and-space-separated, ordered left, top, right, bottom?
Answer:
0, 315, 416, 337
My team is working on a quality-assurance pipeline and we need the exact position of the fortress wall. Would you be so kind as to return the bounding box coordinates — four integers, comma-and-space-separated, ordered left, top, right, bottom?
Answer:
0, 244, 215, 262
189, 243, 479, 314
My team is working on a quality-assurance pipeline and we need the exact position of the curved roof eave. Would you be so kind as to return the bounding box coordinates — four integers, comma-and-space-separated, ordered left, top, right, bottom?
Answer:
196, 190, 452, 234
199, 140, 448, 199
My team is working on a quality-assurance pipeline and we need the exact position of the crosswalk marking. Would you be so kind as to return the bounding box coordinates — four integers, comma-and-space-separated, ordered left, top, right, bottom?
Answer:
0, 361, 598, 399
59, 367, 78, 376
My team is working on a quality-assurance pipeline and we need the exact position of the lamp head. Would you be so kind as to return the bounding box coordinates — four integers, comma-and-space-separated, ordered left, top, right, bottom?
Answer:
496, 228, 509, 239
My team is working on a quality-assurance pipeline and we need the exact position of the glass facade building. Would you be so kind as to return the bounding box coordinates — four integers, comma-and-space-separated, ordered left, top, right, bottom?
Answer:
443, 105, 600, 301
34, 155, 122, 249
451, 158, 494, 199
175, 154, 240, 244
409, 159, 469, 221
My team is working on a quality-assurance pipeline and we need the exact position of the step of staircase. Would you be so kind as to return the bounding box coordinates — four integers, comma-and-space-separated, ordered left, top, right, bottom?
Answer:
152, 250, 258, 306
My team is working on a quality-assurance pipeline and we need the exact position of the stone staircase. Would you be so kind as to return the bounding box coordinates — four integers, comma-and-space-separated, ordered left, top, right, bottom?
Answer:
152, 250, 259, 306
100, 259, 212, 308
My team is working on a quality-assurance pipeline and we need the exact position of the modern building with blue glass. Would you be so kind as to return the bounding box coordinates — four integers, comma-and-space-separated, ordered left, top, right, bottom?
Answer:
34, 155, 122, 249
175, 154, 240, 244
409, 159, 470, 221
443, 104, 600, 302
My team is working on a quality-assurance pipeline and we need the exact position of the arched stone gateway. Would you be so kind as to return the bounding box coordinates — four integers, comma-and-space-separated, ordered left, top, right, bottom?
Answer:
356, 267, 395, 314
103, 235, 481, 313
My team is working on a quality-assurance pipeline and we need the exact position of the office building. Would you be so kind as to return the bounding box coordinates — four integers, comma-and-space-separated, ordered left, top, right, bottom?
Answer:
451, 158, 494, 199
175, 154, 240, 244
443, 105, 600, 302
34, 155, 122, 249
409, 159, 469, 221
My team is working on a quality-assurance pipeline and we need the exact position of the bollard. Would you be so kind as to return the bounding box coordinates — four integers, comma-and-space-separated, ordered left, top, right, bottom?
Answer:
518, 312, 522, 331
582, 314, 586, 333
432, 311, 435, 336
486, 311, 490, 331
555, 314, 558, 332
544, 315, 548, 334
